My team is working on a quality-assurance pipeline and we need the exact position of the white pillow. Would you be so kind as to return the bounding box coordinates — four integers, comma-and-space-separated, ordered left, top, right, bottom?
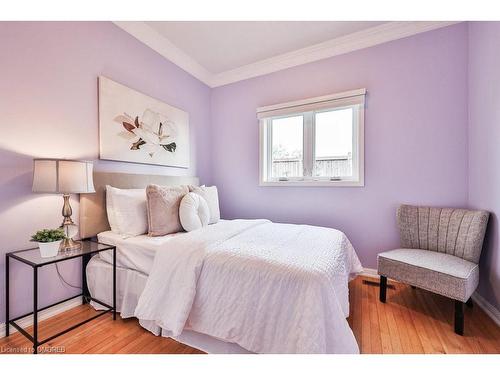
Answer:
191, 186, 220, 224
179, 193, 210, 232
106, 186, 119, 234
106, 185, 148, 237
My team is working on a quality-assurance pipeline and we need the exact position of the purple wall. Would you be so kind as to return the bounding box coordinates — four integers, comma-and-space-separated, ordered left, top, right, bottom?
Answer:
211, 24, 469, 271
1, 21, 498, 326
468, 22, 500, 310
0, 22, 211, 324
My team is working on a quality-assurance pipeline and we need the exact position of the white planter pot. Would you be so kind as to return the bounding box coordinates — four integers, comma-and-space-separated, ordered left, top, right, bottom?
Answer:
38, 240, 62, 258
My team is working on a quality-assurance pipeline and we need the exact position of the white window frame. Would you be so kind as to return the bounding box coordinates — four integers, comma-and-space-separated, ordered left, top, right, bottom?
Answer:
258, 88, 365, 187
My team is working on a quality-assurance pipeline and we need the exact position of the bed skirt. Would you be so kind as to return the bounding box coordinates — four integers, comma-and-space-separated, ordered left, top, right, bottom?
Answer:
86, 256, 252, 354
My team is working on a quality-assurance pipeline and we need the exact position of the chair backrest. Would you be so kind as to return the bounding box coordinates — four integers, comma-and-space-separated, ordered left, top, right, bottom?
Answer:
397, 204, 489, 264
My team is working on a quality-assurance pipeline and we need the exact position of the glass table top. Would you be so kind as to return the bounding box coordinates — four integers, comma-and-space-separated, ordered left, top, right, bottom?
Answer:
7, 241, 114, 267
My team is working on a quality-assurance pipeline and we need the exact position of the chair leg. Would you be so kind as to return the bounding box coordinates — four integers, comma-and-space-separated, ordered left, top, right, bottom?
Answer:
454, 300, 464, 335
466, 297, 473, 308
379, 275, 387, 303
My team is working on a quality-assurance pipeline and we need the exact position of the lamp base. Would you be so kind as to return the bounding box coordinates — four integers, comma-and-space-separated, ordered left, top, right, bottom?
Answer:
60, 237, 81, 251
59, 194, 81, 252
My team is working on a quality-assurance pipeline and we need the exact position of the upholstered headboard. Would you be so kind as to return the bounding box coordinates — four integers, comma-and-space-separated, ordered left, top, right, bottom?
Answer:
79, 172, 199, 239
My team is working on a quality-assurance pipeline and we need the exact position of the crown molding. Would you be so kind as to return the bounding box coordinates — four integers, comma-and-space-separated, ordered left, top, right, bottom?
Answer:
210, 21, 460, 87
113, 21, 213, 86
114, 21, 461, 88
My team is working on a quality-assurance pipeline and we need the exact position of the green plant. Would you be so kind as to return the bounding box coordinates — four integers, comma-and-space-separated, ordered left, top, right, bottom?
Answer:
31, 228, 66, 243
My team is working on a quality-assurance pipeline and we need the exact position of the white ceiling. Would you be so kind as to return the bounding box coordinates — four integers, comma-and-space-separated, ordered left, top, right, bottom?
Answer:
114, 21, 459, 87
145, 21, 386, 74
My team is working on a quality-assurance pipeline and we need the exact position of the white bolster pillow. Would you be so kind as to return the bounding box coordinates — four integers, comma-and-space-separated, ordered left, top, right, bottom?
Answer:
179, 192, 210, 232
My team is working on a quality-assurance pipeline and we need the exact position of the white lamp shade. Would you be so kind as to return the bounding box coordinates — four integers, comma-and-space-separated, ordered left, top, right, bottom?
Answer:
32, 159, 95, 194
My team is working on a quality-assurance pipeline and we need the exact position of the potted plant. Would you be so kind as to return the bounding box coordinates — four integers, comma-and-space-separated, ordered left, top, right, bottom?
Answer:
31, 228, 66, 258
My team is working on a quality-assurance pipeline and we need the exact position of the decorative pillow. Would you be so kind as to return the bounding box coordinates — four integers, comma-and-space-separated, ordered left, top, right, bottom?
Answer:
146, 184, 189, 236
191, 186, 220, 224
106, 185, 147, 236
187, 184, 202, 192
179, 193, 210, 232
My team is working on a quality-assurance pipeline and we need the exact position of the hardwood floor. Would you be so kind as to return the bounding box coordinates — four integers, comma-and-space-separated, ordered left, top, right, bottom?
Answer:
1, 276, 499, 354
348, 277, 499, 353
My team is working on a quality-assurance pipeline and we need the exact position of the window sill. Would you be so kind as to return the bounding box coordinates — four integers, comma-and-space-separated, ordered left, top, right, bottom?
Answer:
259, 179, 364, 187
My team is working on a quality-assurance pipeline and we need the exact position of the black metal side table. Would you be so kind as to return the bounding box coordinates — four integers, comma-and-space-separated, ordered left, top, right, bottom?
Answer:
5, 240, 116, 354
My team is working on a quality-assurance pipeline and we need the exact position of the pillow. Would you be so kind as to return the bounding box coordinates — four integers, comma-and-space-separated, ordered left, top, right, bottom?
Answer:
191, 186, 220, 224
146, 184, 189, 236
106, 185, 147, 236
187, 184, 202, 192
106, 186, 119, 233
179, 193, 210, 232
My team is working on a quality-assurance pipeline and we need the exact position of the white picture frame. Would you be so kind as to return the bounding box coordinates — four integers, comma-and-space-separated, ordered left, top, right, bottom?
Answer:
98, 76, 190, 168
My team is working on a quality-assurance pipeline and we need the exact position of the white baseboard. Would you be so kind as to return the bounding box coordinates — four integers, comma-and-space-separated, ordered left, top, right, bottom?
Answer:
360, 267, 380, 279
359, 267, 499, 327
471, 290, 500, 326
0, 296, 82, 339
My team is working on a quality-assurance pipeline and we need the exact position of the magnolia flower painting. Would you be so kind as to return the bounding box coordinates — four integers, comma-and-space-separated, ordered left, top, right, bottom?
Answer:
114, 109, 178, 157
99, 77, 190, 168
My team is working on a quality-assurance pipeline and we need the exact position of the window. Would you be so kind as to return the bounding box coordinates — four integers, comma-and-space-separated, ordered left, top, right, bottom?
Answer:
271, 115, 304, 178
258, 89, 365, 186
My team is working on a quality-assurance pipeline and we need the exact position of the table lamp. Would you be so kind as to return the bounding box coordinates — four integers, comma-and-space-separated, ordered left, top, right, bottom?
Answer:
32, 159, 95, 250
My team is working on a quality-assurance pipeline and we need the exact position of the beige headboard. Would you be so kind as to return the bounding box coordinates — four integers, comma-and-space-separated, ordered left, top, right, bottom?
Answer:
79, 172, 199, 239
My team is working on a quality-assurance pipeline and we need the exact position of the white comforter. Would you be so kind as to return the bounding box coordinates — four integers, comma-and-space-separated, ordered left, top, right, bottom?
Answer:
134, 219, 363, 354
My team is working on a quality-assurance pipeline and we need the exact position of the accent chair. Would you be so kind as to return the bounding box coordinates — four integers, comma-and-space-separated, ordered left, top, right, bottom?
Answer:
377, 204, 489, 335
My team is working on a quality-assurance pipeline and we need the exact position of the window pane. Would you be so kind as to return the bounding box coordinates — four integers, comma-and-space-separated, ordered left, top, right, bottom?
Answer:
271, 115, 303, 178
314, 108, 353, 178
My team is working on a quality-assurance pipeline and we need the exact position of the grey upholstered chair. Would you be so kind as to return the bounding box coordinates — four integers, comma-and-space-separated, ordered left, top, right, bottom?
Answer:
377, 204, 489, 335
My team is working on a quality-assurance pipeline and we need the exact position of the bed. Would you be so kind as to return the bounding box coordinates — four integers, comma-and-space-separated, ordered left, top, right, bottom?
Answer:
80, 172, 363, 354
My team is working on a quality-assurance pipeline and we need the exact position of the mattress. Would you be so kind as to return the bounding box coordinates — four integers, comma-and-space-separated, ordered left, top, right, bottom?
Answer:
97, 221, 231, 274
97, 230, 182, 275
86, 256, 251, 354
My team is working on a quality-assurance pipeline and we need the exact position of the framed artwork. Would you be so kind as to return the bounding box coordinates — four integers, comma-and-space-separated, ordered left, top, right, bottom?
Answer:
98, 76, 190, 168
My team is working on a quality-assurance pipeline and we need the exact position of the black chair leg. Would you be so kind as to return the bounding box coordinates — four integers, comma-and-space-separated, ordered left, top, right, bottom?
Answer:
454, 300, 464, 335
466, 297, 473, 308
379, 276, 387, 303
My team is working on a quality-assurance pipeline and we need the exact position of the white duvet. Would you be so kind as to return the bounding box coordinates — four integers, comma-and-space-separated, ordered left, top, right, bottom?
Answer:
134, 219, 363, 354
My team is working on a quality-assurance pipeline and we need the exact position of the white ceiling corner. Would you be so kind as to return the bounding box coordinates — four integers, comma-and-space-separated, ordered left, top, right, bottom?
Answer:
113, 21, 460, 88
113, 21, 212, 84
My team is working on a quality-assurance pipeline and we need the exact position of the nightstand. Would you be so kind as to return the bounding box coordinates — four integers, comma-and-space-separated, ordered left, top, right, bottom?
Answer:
5, 240, 116, 354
